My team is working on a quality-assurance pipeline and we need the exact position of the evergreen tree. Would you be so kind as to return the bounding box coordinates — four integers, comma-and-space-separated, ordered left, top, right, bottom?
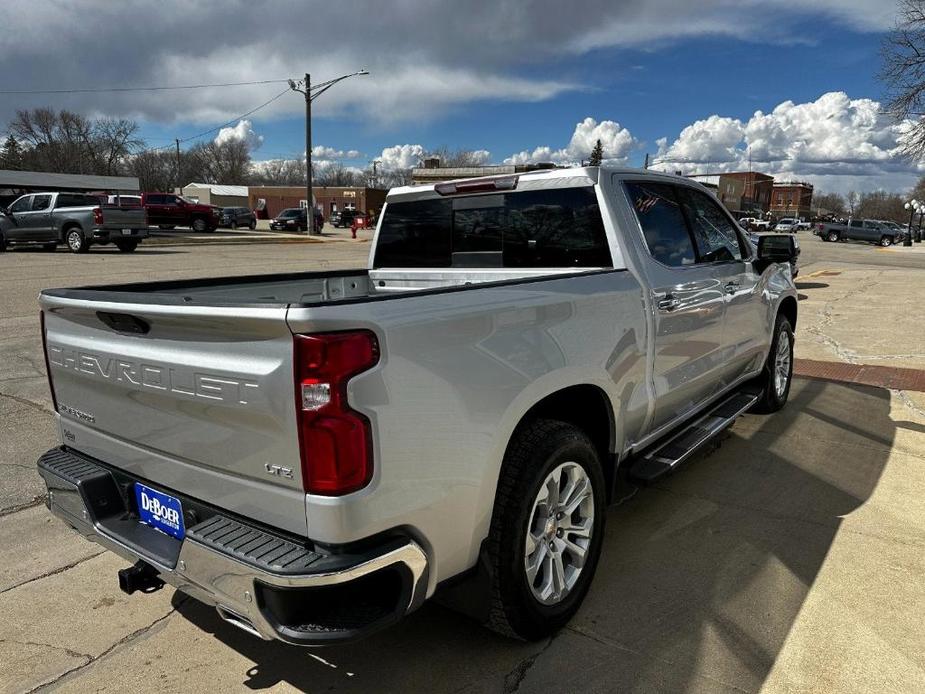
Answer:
588, 138, 604, 166
0, 134, 23, 170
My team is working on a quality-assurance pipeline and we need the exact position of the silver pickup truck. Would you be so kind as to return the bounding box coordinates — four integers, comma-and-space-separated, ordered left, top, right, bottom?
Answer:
36, 167, 798, 645
0, 191, 148, 253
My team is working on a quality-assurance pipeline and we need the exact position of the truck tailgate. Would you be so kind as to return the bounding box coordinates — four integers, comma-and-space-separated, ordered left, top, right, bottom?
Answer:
100, 206, 147, 229
40, 295, 308, 535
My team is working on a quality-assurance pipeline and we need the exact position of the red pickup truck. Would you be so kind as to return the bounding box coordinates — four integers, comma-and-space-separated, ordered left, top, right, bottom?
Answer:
141, 193, 220, 232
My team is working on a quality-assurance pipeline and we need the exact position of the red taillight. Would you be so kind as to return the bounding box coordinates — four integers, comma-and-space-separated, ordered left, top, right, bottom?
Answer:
294, 331, 380, 495
92, 207, 104, 225
40, 311, 58, 411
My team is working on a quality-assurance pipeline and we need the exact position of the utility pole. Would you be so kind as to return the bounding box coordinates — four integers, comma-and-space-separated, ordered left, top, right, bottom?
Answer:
175, 138, 181, 193
304, 73, 313, 233
643, 153, 649, 169
289, 69, 369, 235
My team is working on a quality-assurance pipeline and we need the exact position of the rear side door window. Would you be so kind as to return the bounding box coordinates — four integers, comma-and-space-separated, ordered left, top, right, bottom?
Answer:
31, 194, 52, 211
675, 187, 744, 262
623, 181, 696, 267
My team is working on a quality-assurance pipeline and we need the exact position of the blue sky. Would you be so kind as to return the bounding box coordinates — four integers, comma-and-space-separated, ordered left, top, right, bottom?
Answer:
2, 1, 913, 193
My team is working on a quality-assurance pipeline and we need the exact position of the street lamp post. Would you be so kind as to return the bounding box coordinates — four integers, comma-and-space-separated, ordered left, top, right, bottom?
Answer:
917, 203, 924, 242
289, 69, 369, 235
904, 200, 917, 247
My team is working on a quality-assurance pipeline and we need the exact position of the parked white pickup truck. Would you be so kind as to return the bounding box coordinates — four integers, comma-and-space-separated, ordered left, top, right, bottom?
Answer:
37, 167, 798, 644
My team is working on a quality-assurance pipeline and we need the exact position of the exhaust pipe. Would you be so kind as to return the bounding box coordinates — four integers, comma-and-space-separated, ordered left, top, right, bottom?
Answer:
118, 560, 165, 595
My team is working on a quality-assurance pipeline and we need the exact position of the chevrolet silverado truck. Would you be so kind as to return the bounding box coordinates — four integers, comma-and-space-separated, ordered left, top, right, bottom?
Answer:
815, 218, 899, 246
36, 168, 798, 645
141, 192, 220, 232
0, 192, 148, 253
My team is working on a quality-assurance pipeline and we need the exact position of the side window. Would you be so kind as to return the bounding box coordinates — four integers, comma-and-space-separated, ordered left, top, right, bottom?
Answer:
624, 181, 696, 267
31, 194, 52, 211
849, 220, 862, 228
164, 195, 179, 205
10, 196, 31, 213
676, 187, 743, 262
146, 194, 164, 204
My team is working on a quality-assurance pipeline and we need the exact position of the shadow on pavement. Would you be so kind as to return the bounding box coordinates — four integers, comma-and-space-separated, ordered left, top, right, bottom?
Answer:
175, 377, 894, 693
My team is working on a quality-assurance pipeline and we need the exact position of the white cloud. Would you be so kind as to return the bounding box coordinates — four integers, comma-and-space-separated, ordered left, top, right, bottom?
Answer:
651, 92, 922, 192
504, 117, 637, 165
312, 146, 362, 159
213, 119, 263, 149
379, 144, 426, 171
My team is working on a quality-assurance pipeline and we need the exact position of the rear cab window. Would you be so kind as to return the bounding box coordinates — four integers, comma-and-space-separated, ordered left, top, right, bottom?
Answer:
373, 187, 612, 269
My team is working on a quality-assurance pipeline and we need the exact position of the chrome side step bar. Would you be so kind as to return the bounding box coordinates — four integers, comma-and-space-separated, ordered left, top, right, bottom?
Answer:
628, 391, 759, 483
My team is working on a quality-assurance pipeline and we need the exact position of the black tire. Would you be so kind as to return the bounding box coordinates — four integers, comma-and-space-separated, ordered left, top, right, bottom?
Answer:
42, 243, 57, 252
484, 419, 606, 641
65, 228, 88, 254
115, 240, 138, 252
158, 225, 175, 230
826, 231, 839, 242
749, 314, 794, 414
191, 218, 208, 232
880, 236, 894, 247
230, 221, 238, 230
249, 220, 256, 230
0, 232, 7, 252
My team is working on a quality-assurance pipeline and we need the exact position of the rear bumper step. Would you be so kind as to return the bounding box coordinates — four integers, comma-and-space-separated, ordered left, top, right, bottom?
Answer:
37, 447, 428, 645
628, 391, 758, 483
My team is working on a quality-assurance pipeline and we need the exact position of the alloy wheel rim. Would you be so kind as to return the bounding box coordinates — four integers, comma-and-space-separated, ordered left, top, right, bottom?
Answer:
524, 461, 595, 606
67, 232, 81, 250
774, 331, 791, 398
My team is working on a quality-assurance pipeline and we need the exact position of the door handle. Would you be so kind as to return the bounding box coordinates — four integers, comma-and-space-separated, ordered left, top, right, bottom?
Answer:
724, 281, 739, 294
656, 294, 680, 311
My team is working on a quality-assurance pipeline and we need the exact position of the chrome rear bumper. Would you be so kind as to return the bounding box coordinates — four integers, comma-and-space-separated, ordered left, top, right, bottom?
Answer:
38, 447, 428, 645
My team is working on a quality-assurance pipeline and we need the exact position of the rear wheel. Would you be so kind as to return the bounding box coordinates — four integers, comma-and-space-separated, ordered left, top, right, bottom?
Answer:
115, 240, 138, 252
66, 228, 88, 254
485, 419, 605, 640
750, 313, 794, 414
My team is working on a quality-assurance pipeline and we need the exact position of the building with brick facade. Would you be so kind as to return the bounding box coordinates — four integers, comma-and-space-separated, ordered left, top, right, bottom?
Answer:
247, 186, 387, 220
769, 181, 814, 219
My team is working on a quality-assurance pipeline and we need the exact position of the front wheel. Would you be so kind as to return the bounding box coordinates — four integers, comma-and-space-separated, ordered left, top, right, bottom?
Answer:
230, 221, 238, 229
249, 220, 257, 230
66, 229, 88, 254
191, 218, 208, 232
826, 231, 839, 242
0, 232, 7, 252
750, 314, 794, 414
484, 419, 605, 640
880, 236, 894, 247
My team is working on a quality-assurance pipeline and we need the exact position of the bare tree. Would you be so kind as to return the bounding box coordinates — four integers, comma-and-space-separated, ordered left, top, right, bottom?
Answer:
185, 140, 252, 184
424, 146, 489, 167
250, 159, 305, 186
126, 150, 176, 192
314, 163, 365, 187
8, 108, 141, 175
813, 191, 846, 216
855, 190, 908, 222
882, 0, 925, 158
846, 190, 860, 216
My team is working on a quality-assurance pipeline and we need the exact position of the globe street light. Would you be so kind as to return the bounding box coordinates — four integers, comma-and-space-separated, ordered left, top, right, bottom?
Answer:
904, 200, 917, 246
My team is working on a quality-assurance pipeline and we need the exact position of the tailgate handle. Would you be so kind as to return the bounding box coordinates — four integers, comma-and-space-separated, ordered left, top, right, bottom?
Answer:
96, 311, 150, 335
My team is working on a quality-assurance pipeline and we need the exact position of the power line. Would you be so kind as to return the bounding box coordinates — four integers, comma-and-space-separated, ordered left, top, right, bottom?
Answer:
0, 79, 291, 95
145, 85, 293, 152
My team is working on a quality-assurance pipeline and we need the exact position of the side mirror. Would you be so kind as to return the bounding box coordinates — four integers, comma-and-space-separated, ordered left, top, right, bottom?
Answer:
755, 234, 797, 274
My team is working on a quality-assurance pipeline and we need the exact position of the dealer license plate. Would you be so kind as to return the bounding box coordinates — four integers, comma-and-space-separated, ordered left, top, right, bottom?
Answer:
135, 482, 185, 540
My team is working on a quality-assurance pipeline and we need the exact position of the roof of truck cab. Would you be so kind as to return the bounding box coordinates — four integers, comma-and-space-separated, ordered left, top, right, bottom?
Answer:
386, 166, 703, 202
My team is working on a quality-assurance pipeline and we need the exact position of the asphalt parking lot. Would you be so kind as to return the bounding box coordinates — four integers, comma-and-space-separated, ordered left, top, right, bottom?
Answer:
2, 235, 925, 693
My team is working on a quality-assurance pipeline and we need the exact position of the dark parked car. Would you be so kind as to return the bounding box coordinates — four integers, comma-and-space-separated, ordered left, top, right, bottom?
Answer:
335, 208, 359, 228
269, 208, 308, 231
219, 207, 257, 229
329, 211, 342, 227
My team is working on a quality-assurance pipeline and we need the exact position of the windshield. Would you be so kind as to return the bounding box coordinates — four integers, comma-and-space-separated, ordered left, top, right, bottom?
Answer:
279, 209, 302, 218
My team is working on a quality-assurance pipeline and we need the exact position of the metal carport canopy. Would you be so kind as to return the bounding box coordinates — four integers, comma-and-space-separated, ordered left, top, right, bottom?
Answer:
0, 169, 140, 192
